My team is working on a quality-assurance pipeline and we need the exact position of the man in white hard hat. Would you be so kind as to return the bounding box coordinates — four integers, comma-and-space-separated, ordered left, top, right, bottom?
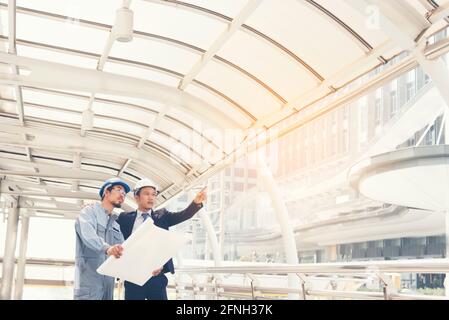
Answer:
117, 178, 206, 300
74, 177, 130, 300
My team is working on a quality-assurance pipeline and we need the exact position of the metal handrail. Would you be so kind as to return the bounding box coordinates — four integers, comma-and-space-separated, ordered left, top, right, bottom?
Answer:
168, 281, 449, 300
171, 258, 449, 300
176, 258, 449, 274
2, 257, 448, 299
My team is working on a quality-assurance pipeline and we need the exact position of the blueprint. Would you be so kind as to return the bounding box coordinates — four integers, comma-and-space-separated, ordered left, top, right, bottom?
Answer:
97, 220, 190, 285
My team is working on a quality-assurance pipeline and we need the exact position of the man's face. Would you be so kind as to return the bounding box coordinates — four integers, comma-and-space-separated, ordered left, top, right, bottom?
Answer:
105, 185, 126, 208
135, 186, 157, 210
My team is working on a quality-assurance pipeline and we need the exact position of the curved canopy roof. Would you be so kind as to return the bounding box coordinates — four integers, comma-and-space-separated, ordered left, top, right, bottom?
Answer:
0, 0, 448, 216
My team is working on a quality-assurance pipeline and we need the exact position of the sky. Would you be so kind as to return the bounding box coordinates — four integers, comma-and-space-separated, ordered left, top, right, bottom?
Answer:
0, 216, 76, 260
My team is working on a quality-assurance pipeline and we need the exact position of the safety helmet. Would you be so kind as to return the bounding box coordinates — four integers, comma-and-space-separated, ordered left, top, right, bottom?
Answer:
134, 178, 159, 196
99, 177, 131, 198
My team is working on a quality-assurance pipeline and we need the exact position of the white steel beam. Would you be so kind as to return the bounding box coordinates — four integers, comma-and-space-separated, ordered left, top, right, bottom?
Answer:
418, 0, 436, 12
413, 50, 449, 110
25, 208, 78, 215
118, 158, 132, 177
80, 95, 95, 137
0, 179, 98, 200
71, 153, 81, 191
7, 0, 16, 53
97, 32, 115, 72
0, 123, 186, 182
178, 0, 262, 90
0, 168, 110, 182
428, 3, 449, 24
18, 198, 80, 211
446, 211, 449, 297
7, 0, 25, 127
0, 205, 19, 300
19, 197, 134, 215
0, 52, 241, 130
71, 153, 83, 206
0, 187, 98, 201
347, 0, 449, 110
0, 93, 220, 165
0, 155, 113, 181
138, 105, 170, 148
14, 214, 29, 300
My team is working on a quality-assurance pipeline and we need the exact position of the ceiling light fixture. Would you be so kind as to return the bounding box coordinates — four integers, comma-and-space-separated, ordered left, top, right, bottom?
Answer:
113, 7, 134, 42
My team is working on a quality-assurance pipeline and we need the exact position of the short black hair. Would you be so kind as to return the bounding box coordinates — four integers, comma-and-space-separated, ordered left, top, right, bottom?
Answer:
101, 185, 115, 200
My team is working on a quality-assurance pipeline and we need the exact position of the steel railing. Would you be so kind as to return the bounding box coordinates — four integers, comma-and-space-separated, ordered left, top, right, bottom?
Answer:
1, 257, 448, 300
170, 258, 449, 300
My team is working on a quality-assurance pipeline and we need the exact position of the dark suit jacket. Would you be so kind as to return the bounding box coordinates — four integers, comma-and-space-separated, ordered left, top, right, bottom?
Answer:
117, 201, 203, 274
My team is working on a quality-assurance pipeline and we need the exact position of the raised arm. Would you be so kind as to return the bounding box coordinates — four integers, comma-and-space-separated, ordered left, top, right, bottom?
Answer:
166, 188, 206, 226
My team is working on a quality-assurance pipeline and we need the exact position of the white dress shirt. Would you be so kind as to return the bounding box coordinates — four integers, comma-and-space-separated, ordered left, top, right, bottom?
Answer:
131, 209, 154, 234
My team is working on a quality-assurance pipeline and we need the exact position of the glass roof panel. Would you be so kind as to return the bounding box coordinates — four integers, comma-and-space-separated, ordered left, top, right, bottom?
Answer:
0, 84, 15, 100
0, 145, 30, 157
16, 12, 109, 54
22, 88, 87, 112
196, 60, 283, 119
133, 1, 228, 50
0, 99, 16, 114
180, 0, 250, 18
81, 157, 122, 172
0, 8, 8, 35
30, 87, 93, 98
103, 62, 180, 87
186, 83, 253, 128
165, 106, 223, 131
150, 131, 203, 165
24, 105, 82, 125
403, 0, 430, 16
94, 93, 164, 113
93, 117, 143, 138
80, 163, 118, 176
27, 151, 74, 165
157, 117, 192, 135
92, 100, 157, 127
109, 36, 200, 75
315, 0, 390, 49
245, 0, 366, 78
17, 44, 97, 69
217, 30, 318, 102
16, 0, 122, 26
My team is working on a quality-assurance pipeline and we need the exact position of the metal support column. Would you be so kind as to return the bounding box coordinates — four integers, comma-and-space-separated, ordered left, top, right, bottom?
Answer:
191, 221, 197, 259
0, 204, 19, 300
218, 171, 225, 260
198, 210, 222, 267
445, 108, 449, 144
196, 186, 223, 267
258, 153, 299, 299
14, 214, 29, 300
444, 211, 449, 297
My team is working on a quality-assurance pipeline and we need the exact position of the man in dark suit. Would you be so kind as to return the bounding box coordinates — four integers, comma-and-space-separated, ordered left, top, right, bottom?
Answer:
117, 178, 206, 300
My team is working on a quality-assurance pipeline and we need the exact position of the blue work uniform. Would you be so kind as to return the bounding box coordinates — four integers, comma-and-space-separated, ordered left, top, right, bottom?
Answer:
74, 203, 124, 300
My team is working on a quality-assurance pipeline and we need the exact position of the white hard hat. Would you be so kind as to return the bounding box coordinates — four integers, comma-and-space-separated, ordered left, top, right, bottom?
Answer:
134, 178, 159, 195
